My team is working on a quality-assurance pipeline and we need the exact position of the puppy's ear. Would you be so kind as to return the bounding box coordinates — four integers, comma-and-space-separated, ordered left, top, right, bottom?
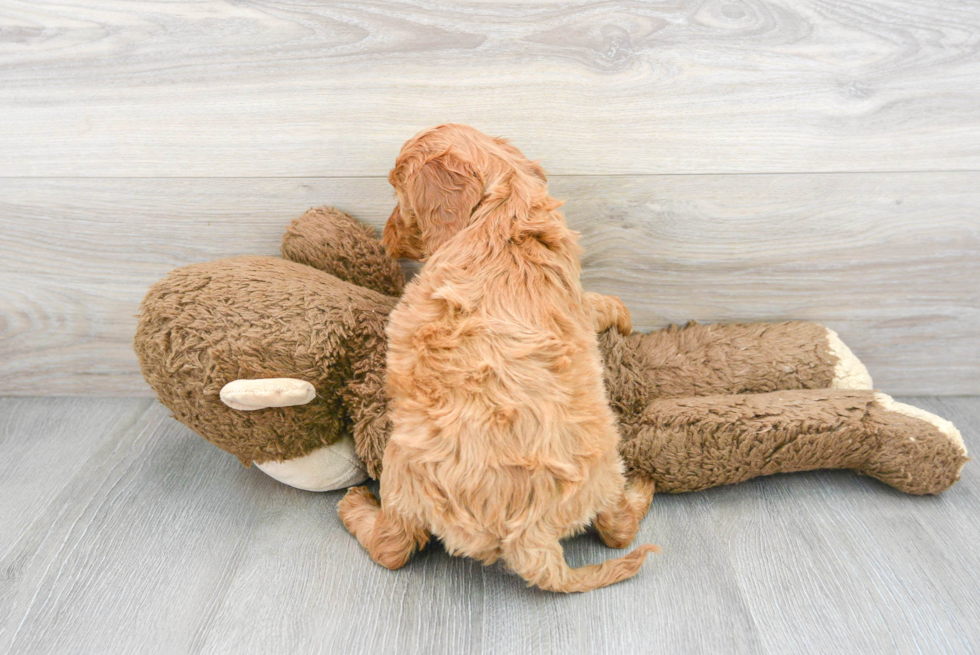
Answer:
382, 203, 424, 260
406, 151, 484, 255
494, 137, 547, 184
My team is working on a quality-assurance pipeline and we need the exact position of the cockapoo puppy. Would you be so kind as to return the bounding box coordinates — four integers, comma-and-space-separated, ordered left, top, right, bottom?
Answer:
338, 124, 656, 593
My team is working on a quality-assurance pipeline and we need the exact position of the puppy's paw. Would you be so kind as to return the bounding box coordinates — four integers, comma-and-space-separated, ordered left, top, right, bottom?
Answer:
586, 292, 632, 335
626, 477, 656, 517
338, 486, 380, 534
609, 295, 632, 335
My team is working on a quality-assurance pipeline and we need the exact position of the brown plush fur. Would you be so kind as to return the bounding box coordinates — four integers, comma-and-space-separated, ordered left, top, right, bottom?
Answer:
603, 321, 836, 402
135, 255, 395, 467
339, 124, 656, 593
134, 207, 967, 499
620, 389, 966, 495
282, 206, 404, 297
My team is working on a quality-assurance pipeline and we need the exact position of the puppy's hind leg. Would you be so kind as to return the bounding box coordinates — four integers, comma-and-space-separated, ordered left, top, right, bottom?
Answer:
338, 487, 430, 570
594, 477, 655, 549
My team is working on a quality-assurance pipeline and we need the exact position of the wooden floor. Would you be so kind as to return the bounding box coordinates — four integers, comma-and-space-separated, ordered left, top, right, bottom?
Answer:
1, 396, 978, 654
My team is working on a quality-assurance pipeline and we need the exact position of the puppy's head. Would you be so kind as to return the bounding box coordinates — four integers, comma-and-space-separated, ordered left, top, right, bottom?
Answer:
383, 124, 547, 260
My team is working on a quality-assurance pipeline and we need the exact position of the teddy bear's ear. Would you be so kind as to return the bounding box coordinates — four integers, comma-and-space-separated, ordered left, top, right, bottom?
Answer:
404, 150, 484, 257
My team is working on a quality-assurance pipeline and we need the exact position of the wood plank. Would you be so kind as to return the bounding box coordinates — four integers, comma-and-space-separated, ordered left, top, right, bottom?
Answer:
2, 0, 980, 176
706, 395, 980, 654
570, 173, 980, 396
0, 397, 151, 557
194, 483, 765, 655
1, 173, 976, 395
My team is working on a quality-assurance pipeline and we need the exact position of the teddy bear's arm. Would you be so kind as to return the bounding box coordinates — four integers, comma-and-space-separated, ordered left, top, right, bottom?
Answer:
619, 389, 967, 495
608, 320, 871, 400
341, 344, 392, 480
280, 206, 405, 297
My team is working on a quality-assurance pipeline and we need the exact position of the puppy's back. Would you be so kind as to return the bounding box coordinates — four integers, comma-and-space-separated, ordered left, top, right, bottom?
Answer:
384, 234, 620, 539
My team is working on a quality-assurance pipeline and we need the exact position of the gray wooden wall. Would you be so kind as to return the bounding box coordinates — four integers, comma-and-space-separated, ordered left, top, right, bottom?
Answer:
1, 1, 978, 396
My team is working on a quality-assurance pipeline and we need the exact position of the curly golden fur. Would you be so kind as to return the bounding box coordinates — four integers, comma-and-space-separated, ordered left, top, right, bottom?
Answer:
339, 125, 657, 593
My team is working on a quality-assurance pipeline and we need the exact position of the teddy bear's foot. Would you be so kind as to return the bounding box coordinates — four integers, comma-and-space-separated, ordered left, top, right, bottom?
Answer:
219, 378, 316, 411
863, 393, 969, 494
824, 328, 873, 390
254, 434, 368, 491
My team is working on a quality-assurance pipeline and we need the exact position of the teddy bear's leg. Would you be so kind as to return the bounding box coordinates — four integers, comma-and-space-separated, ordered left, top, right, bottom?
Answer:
338, 487, 430, 569
619, 389, 968, 495
594, 477, 656, 549
280, 206, 405, 297
604, 321, 871, 401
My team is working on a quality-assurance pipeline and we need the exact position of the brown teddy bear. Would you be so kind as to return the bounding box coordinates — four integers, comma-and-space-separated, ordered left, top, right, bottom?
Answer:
135, 207, 968, 495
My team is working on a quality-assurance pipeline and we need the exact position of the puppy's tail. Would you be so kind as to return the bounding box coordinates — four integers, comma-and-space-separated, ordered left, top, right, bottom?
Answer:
504, 541, 658, 593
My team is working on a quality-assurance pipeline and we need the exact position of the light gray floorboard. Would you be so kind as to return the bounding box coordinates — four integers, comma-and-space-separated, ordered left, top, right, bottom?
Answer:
706, 394, 980, 654
2, 173, 977, 396
0, 398, 151, 560
1, 396, 978, 654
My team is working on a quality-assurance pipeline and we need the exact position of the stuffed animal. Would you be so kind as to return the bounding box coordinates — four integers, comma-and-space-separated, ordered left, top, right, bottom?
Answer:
135, 207, 968, 495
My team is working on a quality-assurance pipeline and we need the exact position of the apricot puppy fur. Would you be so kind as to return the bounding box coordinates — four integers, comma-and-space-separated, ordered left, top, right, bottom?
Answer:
338, 125, 657, 593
